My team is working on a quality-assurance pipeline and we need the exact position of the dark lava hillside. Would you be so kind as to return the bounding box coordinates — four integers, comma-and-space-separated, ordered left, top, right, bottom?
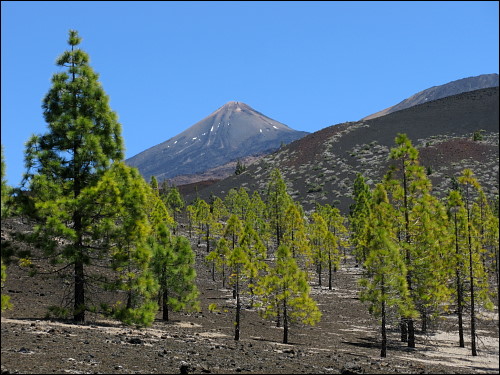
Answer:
188, 87, 499, 214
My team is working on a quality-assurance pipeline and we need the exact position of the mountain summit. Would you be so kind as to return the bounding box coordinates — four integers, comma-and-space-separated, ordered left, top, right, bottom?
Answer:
126, 101, 308, 182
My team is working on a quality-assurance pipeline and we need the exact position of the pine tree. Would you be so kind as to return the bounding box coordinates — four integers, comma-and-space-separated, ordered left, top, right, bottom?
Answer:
316, 203, 348, 289
309, 212, 329, 287
349, 173, 372, 265
266, 168, 292, 248
150, 176, 159, 194
1, 259, 12, 311
207, 237, 231, 288
472, 190, 499, 300
205, 196, 227, 286
227, 244, 248, 341
164, 186, 184, 234
185, 204, 197, 238
447, 190, 468, 347
235, 159, 247, 175
458, 169, 494, 356
224, 214, 243, 298
22, 30, 123, 322
239, 221, 268, 306
224, 187, 250, 221
194, 199, 211, 252
282, 202, 311, 267
89, 164, 161, 326
359, 184, 416, 357
152, 236, 200, 321
409, 188, 453, 332
1, 145, 11, 218
247, 191, 271, 251
255, 244, 321, 344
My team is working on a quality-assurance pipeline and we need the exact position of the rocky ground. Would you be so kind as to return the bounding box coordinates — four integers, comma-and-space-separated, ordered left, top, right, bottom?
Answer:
1, 216, 499, 374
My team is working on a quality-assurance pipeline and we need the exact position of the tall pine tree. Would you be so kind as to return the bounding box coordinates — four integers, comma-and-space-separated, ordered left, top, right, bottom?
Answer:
23, 30, 123, 322
359, 184, 416, 357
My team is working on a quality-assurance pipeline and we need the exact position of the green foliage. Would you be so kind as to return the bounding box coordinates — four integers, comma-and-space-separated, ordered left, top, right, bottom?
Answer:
235, 159, 247, 175
282, 202, 311, 267
349, 173, 372, 264
309, 212, 329, 286
208, 303, 219, 313
255, 244, 321, 344
472, 130, 484, 141
163, 186, 184, 230
206, 237, 231, 287
1, 145, 11, 218
16, 30, 184, 325
358, 184, 416, 357
314, 203, 347, 289
150, 176, 159, 193
90, 163, 164, 327
224, 187, 250, 220
1, 259, 12, 311
46, 305, 70, 319
266, 168, 293, 247
151, 235, 200, 321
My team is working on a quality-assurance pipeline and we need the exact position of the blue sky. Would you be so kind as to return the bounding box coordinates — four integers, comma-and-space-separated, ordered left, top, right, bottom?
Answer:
2, 1, 499, 186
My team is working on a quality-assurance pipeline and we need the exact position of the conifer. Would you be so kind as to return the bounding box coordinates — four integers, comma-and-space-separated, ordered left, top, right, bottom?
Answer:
458, 169, 495, 356
22, 30, 123, 322
359, 184, 416, 357
266, 168, 292, 248
255, 244, 321, 344
349, 173, 372, 265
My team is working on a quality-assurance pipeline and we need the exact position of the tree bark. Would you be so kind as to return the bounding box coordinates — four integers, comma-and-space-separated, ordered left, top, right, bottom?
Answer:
381, 299, 387, 357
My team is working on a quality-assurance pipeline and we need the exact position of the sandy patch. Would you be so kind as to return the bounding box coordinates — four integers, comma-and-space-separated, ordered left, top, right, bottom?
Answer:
395, 330, 499, 374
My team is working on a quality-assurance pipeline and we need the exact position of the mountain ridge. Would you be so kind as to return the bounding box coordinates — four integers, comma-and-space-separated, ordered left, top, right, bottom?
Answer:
362, 73, 499, 120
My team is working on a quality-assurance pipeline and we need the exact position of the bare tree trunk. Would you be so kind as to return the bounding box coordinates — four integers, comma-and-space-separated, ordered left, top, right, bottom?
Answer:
283, 298, 288, 344
234, 272, 240, 341
381, 300, 387, 357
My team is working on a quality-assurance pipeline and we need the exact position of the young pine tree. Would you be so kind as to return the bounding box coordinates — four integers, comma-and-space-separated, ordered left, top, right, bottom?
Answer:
239, 221, 268, 306
151, 236, 200, 322
282, 202, 311, 268
349, 173, 372, 265
1, 145, 11, 218
88, 164, 161, 327
309, 212, 329, 287
22, 30, 123, 322
1, 259, 12, 312
207, 237, 231, 288
256, 244, 322, 344
447, 190, 469, 347
359, 184, 416, 357
317, 203, 348, 282
458, 169, 494, 356
266, 169, 293, 248
164, 186, 184, 234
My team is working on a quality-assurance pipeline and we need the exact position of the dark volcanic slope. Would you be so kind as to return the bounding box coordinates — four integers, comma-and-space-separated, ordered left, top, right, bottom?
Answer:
363, 73, 499, 120
190, 87, 499, 214
126, 102, 308, 182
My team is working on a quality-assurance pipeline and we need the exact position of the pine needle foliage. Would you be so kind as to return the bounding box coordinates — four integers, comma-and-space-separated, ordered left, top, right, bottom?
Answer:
22, 30, 123, 322
255, 244, 321, 344
359, 184, 416, 357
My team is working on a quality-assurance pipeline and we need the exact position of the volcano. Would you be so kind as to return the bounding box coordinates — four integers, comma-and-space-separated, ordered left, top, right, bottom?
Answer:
126, 101, 308, 182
